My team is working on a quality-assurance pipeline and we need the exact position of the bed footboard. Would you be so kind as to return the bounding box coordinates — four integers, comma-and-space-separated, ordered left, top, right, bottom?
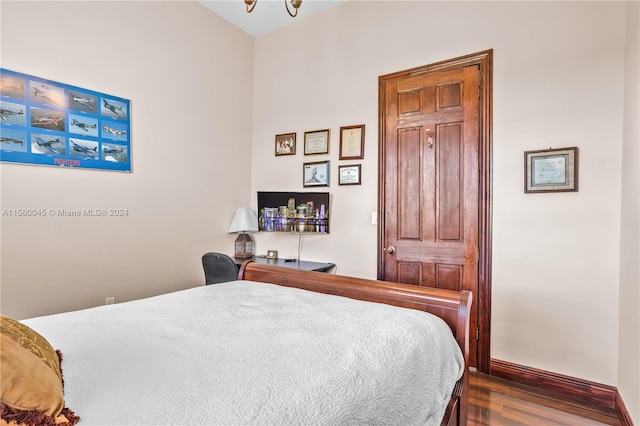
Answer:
238, 261, 472, 426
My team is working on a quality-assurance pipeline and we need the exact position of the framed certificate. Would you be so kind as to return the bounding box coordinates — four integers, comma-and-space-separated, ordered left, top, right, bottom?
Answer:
524, 147, 578, 193
304, 129, 330, 155
339, 125, 365, 159
338, 164, 361, 185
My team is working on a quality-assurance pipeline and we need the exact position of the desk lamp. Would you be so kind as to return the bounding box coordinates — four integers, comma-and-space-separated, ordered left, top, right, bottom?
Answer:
228, 207, 259, 259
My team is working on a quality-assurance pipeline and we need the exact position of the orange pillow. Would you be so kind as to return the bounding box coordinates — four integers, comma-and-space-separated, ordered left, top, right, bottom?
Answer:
0, 315, 79, 426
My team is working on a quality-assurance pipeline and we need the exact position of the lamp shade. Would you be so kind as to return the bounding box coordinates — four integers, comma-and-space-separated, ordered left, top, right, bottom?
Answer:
228, 207, 259, 234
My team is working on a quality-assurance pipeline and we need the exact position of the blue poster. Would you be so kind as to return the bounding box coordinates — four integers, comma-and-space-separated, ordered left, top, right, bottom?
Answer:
0, 68, 131, 172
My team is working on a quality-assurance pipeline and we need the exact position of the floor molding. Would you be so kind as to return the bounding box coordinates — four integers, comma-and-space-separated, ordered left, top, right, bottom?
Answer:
490, 358, 633, 425
615, 388, 635, 426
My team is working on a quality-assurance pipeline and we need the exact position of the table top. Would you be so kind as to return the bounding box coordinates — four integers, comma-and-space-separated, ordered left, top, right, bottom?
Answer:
234, 256, 335, 273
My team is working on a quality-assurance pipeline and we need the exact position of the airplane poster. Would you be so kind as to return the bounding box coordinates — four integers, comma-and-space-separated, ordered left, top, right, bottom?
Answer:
0, 68, 131, 171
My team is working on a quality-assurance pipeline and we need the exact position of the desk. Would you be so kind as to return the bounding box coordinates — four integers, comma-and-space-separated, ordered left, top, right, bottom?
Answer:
234, 257, 335, 273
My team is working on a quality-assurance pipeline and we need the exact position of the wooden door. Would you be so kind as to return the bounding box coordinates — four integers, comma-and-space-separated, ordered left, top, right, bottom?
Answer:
378, 51, 492, 370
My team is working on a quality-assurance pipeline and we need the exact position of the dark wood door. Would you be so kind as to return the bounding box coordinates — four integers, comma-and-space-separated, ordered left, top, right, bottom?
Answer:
379, 52, 492, 369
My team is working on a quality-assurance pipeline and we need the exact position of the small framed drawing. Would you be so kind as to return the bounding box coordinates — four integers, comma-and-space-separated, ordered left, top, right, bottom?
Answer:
275, 133, 296, 156
303, 160, 330, 187
524, 147, 578, 193
339, 125, 365, 160
338, 164, 361, 185
304, 129, 330, 155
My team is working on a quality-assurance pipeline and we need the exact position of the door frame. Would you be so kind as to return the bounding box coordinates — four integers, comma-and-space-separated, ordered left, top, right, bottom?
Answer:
377, 50, 493, 373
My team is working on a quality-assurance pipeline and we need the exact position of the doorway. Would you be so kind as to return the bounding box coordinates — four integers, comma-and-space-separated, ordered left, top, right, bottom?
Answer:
377, 50, 492, 371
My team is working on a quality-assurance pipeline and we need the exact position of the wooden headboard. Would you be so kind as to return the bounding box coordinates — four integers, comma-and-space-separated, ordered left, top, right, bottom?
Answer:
238, 260, 472, 426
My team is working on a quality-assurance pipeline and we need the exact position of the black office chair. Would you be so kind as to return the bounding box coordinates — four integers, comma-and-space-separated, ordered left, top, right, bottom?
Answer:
202, 252, 239, 285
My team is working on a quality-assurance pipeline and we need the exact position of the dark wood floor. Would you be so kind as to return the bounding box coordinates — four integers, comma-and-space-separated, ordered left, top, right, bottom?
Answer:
469, 371, 622, 425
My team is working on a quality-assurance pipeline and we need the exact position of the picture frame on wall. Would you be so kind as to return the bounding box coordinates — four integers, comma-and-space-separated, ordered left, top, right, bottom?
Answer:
524, 146, 578, 193
275, 132, 296, 156
338, 164, 361, 185
339, 125, 365, 160
0, 68, 131, 172
303, 160, 330, 187
303, 129, 330, 155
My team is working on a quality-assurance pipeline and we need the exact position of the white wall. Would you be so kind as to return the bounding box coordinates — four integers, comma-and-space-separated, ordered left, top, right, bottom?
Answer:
618, 1, 640, 423
0, 1, 254, 319
251, 1, 627, 386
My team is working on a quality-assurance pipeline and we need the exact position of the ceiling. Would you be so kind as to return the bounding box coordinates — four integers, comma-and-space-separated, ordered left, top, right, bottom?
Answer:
198, 0, 345, 36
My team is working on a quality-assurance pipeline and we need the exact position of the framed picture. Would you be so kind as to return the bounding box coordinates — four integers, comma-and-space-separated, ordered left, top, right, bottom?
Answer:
303, 160, 330, 187
266, 249, 278, 259
0, 67, 131, 172
524, 147, 578, 193
304, 129, 330, 155
275, 132, 296, 156
338, 164, 361, 185
339, 125, 365, 159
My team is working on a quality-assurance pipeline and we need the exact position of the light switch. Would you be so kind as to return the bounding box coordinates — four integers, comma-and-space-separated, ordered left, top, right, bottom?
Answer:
371, 212, 377, 225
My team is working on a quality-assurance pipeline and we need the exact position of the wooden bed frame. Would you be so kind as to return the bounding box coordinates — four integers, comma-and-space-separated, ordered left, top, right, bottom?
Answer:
238, 261, 472, 426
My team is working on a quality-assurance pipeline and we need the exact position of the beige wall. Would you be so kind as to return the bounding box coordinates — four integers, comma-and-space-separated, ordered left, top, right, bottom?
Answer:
1, 0, 636, 408
0, 1, 254, 319
618, 2, 640, 423
250, 1, 628, 386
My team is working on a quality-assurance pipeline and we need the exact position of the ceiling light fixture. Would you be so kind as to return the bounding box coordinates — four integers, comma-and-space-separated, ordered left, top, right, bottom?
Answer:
244, 0, 302, 18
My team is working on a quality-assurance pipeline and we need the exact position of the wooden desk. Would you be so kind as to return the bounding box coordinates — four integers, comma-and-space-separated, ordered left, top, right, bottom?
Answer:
234, 257, 335, 273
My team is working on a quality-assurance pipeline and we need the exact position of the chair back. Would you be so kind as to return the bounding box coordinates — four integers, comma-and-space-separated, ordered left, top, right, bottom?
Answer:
202, 252, 239, 285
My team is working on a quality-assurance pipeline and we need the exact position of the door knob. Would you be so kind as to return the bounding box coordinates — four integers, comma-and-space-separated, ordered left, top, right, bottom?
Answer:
384, 246, 396, 254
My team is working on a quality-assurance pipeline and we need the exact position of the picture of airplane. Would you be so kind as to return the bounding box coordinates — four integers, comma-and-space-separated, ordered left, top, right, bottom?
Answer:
102, 125, 126, 136
71, 118, 97, 132
29, 81, 65, 107
30, 107, 65, 131
32, 116, 65, 128
70, 139, 98, 159
103, 142, 128, 163
0, 137, 24, 146
0, 74, 25, 99
102, 99, 126, 118
104, 145, 123, 154
0, 81, 23, 91
0, 107, 24, 121
32, 86, 49, 100
71, 94, 94, 105
32, 134, 65, 156
0, 128, 27, 152
69, 91, 97, 113
1, 81, 23, 91
34, 135, 62, 148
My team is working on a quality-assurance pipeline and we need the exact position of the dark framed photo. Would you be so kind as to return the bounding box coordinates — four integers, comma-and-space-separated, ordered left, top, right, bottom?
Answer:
338, 164, 361, 185
524, 147, 578, 193
339, 125, 365, 160
275, 132, 296, 156
304, 129, 330, 155
303, 160, 329, 187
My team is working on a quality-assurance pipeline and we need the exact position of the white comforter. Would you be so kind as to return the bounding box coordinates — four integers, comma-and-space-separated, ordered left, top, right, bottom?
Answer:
23, 280, 463, 426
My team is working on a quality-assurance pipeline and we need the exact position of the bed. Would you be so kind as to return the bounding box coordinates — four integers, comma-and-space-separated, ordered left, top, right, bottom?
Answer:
1, 261, 471, 426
